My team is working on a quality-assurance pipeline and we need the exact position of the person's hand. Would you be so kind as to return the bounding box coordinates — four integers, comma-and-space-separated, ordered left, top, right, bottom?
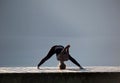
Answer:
67, 45, 70, 48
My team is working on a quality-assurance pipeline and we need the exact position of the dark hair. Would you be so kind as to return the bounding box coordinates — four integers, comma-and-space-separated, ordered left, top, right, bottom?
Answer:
59, 63, 66, 70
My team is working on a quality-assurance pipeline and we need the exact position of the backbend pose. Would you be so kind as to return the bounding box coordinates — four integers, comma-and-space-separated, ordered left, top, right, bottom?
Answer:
37, 45, 84, 70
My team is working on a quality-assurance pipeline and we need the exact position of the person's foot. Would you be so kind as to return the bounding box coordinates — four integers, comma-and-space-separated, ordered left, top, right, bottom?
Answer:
80, 67, 85, 70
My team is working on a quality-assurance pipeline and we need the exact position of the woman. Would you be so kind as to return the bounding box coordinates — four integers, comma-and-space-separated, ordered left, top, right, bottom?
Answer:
37, 45, 84, 70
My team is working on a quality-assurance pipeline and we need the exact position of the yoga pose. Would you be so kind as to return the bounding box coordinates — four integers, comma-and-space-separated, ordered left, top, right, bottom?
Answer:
37, 45, 84, 70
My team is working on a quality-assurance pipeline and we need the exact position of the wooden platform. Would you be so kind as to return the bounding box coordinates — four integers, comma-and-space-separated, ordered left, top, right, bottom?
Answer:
0, 66, 120, 83
0, 66, 120, 73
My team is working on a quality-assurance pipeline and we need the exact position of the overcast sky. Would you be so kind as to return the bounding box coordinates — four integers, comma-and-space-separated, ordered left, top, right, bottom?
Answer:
0, 0, 120, 67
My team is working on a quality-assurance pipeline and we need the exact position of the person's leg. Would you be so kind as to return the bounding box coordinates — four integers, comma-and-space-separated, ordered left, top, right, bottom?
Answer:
69, 55, 84, 69
37, 46, 56, 69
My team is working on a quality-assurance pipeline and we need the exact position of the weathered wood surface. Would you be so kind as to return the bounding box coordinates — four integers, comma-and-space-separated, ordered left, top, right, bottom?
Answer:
0, 66, 120, 73
0, 66, 120, 83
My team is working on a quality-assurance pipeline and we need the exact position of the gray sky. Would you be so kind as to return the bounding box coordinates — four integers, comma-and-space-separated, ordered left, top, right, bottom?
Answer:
0, 0, 120, 67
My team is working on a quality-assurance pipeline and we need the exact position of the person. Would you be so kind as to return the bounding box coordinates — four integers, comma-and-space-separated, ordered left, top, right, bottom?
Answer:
37, 45, 84, 70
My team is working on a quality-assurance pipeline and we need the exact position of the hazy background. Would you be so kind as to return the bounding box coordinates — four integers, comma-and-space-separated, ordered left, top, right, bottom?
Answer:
0, 0, 120, 67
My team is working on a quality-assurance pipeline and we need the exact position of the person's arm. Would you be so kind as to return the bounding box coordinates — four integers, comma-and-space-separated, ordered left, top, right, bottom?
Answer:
60, 45, 70, 55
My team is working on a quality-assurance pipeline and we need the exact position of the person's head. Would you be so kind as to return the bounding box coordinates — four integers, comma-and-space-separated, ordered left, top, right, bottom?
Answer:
59, 62, 66, 70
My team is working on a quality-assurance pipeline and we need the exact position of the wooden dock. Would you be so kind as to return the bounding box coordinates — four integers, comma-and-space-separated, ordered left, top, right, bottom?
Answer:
0, 66, 120, 83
